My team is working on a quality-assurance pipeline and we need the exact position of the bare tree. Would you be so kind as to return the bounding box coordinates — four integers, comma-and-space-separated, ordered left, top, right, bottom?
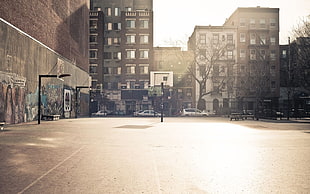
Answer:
188, 37, 231, 111
291, 15, 310, 92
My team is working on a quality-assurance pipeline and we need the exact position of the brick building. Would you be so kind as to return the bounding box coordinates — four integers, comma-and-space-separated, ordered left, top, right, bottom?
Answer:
90, 0, 153, 115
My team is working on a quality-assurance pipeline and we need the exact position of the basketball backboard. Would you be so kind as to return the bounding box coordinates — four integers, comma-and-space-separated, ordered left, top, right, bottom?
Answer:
150, 71, 173, 87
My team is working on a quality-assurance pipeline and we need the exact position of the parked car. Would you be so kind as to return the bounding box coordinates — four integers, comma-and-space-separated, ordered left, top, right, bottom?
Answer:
137, 110, 161, 117
181, 108, 208, 117
133, 110, 144, 117
91, 110, 107, 117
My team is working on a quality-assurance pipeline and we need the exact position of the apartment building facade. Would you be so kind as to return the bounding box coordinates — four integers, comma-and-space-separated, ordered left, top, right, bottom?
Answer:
188, 26, 237, 115
188, 7, 280, 115
90, 0, 153, 114
279, 38, 310, 118
224, 7, 280, 115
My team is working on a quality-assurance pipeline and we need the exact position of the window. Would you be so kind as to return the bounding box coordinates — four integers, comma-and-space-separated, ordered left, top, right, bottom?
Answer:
270, 37, 276, 45
227, 34, 233, 44
139, 64, 149, 74
126, 19, 136, 28
126, 64, 136, 74
240, 18, 246, 27
140, 20, 149, 29
240, 33, 246, 43
213, 34, 219, 44
113, 52, 121, 60
186, 88, 192, 97
126, 35, 136, 44
104, 52, 112, 59
250, 19, 255, 29
89, 65, 97, 74
113, 23, 121, 30
107, 38, 112, 45
107, 23, 113, 31
140, 50, 149, 59
250, 33, 256, 45
89, 35, 97, 43
250, 49, 256, 60
282, 50, 287, 58
260, 19, 266, 28
271, 81, 276, 89
199, 34, 206, 44
89, 20, 97, 29
117, 67, 122, 75
140, 35, 149, 44
114, 37, 121, 45
227, 50, 233, 59
89, 50, 97, 59
126, 50, 136, 59
139, 81, 149, 89
125, 7, 132, 11
259, 34, 266, 45
127, 81, 135, 89
270, 50, 276, 60
260, 50, 266, 60
115, 7, 120, 16
270, 18, 276, 28
105, 7, 112, 16
240, 49, 246, 59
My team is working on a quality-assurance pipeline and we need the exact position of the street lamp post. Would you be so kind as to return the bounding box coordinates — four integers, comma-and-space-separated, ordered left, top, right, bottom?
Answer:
38, 74, 71, 124
75, 86, 90, 118
161, 82, 164, 122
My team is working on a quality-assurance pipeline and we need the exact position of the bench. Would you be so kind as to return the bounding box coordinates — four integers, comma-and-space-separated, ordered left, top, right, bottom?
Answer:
230, 113, 243, 121
0, 122, 5, 130
41, 115, 60, 121
243, 114, 255, 120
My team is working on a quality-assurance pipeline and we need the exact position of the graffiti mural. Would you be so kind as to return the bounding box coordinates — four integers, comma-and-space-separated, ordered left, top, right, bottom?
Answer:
25, 91, 38, 122
42, 84, 64, 116
0, 72, 26, 124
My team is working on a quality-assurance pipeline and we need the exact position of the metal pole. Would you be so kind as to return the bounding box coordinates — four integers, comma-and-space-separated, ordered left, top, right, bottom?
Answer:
38, 75, 42, 124
287, 37, 291, 120
75, 87, 79, 118
161, 82, 164, 122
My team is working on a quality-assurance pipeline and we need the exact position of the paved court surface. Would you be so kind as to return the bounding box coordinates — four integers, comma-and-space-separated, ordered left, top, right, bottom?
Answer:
0, 117, 309, 193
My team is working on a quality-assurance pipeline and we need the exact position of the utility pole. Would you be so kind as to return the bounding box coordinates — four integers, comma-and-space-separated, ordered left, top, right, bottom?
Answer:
161, 82, 164, 122
287, 37, 291, 120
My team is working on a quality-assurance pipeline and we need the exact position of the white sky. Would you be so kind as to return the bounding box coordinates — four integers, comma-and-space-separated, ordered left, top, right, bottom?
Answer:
154, 0, 310, 49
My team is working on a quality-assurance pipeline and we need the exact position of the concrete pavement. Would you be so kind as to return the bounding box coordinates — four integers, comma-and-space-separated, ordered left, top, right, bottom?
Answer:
0, 117, 310, 193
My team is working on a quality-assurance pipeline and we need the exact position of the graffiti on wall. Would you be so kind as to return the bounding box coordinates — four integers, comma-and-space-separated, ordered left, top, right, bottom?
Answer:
25, 91, 38, 122
0, 72, 26, 124
42, 84, 64, 116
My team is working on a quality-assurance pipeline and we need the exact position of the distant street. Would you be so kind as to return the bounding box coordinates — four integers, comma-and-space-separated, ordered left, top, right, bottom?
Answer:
0, 117, 309, 193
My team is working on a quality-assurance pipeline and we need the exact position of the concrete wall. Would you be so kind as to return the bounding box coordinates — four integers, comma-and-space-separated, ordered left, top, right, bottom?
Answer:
0, 18, 90, 124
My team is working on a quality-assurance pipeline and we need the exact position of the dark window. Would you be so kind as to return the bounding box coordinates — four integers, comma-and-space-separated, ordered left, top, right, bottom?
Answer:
104, 52, 112, 59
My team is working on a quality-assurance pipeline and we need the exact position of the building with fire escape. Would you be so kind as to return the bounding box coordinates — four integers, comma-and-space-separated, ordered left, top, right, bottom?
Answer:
224, 7, 280, 116
90, 0, 153, 115
188, 7, 280, 116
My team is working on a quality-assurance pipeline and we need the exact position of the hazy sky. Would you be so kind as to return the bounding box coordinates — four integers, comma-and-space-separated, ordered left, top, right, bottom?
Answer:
153, 0, 310, 48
